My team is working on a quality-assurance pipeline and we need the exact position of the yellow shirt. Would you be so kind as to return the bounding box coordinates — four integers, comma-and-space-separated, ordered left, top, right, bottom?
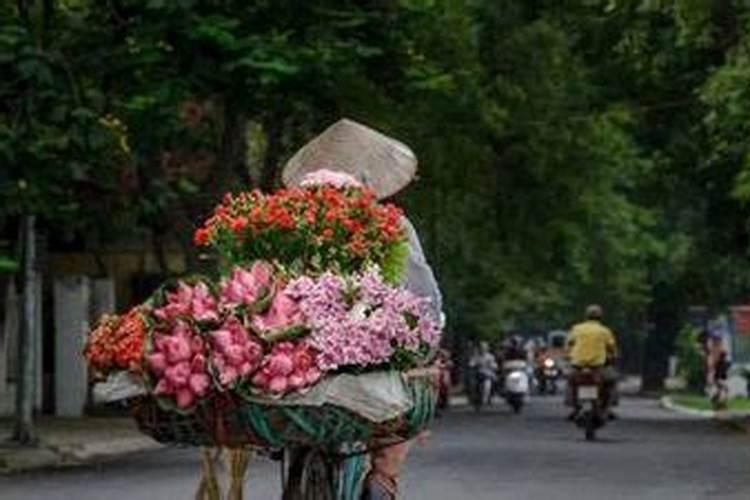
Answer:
567, 320, 616, 367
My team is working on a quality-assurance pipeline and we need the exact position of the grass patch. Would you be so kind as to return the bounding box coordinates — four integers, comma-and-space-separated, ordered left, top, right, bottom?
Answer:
672, 394, 750, 412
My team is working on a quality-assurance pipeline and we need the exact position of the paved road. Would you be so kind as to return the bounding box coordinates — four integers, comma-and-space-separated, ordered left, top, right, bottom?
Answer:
1, 397, 749, 500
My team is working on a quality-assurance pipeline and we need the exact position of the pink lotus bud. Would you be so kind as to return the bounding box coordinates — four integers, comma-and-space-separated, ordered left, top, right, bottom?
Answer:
165, 362, 191, 388
191, 354, 207, 373
289, 373, 304, 389
252, 371, 269, 387
271, 342, 294, 355
253, 293, 302, 332
154, 335, 169, 352
164, 335, 192, 364
176, 388, 195, 408
222, 282, 243, 305
268, 353, 294, 377
191, 336, 206, 354
211, 329, 233, 352
294, 350, 314, 371
189, 373, 210, 396
239, 362, 253, 376
212, 353, 226, 370
249, 261, 273, 287
224, 345, 245, 366
148, 353, 167, 375
305, 368, 321, 385
244, 343, 262, 361
154, 378, 172, 395
219, 366, 238, 386
269, 376, 288, 393
193, 303, 217, 322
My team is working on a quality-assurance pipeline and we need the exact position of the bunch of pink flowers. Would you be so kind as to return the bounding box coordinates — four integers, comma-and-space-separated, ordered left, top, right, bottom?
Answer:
285, 268, 440, 371
154, 281, 219, 323
219, 261, 273, 310
251, 342, 322, 395
148, 320, 212, 409
209, 317, 263, 388
142, 264, 439, 407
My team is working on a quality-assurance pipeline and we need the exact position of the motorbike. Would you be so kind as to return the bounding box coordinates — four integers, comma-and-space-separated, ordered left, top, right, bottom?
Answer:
469, 367, 495, 412
535, 356, 560, 395
570, 368, 607, 441
501, 360, 529, 414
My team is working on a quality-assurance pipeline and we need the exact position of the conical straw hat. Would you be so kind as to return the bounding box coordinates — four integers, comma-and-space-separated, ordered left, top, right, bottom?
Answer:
282, 118, 417, 199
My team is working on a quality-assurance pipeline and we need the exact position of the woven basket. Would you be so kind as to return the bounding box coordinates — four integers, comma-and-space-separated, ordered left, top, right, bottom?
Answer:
134, 370, 437, 452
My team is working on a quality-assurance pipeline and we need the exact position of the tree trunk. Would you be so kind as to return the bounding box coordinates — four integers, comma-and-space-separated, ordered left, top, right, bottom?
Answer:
14, 215, 37, 445
260, 115, 285, 192
213, 100, 248, 199
641, 282, 686, 392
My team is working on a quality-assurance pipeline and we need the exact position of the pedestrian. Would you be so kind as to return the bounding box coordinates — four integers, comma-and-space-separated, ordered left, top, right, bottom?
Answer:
712, 351, 731, 409
436, 348, 454, 414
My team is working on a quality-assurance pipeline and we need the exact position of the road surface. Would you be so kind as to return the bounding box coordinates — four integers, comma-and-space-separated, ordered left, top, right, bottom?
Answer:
1, 396, 748, 499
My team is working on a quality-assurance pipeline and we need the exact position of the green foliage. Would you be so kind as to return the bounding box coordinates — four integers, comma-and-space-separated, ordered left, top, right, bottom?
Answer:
5, 0, 750, 380
675, 326, 705, 391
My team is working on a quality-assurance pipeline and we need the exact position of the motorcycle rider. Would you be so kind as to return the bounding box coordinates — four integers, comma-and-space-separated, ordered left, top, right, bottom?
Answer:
469, 341, 498, 406
566, 305, 618, 420
500, 335, 526, 363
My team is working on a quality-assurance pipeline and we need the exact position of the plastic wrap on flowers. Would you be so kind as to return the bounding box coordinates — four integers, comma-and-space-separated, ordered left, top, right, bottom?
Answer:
133, 369, 437, 451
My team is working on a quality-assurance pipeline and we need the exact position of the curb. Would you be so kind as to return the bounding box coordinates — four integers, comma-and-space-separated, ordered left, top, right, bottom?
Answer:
660, 396, 750, 422
0, 437, 163, 474
660, 396, 714, 418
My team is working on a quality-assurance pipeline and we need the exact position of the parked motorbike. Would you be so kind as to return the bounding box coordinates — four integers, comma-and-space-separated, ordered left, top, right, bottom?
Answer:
501, 360, 529, 414
535, 356, 560, 395
570, 368, 606, 441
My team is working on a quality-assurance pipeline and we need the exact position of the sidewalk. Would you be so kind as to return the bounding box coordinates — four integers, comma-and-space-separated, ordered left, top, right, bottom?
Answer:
0, 417, 162, 474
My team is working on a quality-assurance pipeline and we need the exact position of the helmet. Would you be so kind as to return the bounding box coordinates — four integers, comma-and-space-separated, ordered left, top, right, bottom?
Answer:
585, 304, 603, 320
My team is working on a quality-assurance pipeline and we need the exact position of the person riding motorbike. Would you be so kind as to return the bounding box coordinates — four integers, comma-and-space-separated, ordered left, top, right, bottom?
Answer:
534, 345, 560, 394
500, 335, 526, 363
566, 305, 618, 421
469, 341, 498, 407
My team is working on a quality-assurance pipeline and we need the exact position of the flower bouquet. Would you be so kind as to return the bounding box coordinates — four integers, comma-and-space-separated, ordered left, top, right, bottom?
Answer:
84, 180, 442, 452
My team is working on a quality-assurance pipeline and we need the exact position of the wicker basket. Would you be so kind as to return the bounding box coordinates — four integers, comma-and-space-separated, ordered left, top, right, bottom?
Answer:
134, 370, 437, 452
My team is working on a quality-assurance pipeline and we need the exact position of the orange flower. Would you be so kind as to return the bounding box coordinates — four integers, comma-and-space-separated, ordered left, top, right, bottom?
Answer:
194, 228, 211, 246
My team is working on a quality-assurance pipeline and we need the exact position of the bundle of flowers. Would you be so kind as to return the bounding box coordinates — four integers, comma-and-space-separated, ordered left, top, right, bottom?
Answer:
85, 264, 438, 411
286, 268, 441, 372
85, 307, 147, 377
85, 178, 442, 437
193, 184, 408, 282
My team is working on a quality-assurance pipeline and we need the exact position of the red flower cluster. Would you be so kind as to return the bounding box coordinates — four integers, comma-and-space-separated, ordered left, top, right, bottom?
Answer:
84, 308, 147, 377
193, 185, 405, 275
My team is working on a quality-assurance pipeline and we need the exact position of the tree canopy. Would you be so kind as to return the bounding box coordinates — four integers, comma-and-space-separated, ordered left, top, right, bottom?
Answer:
3, 0, 750, 384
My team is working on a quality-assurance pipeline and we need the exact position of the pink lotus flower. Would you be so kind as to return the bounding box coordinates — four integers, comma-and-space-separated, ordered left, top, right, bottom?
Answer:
252, 291, 303, 333
176, 388, 195, 409
148, 353, 167, 375
163, 333, 192, 364
208, 317, 263, 388
252, 342, 320, 395
165, 362, 191, 388
220, 262, 273, 309
268, 352, 294, 377
269, 376, 288, 393
148, 321, 212, 409
155, 281, 219, 323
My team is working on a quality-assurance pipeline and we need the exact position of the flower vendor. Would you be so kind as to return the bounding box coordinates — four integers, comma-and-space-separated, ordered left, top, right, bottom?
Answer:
282, 118, 445, 500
